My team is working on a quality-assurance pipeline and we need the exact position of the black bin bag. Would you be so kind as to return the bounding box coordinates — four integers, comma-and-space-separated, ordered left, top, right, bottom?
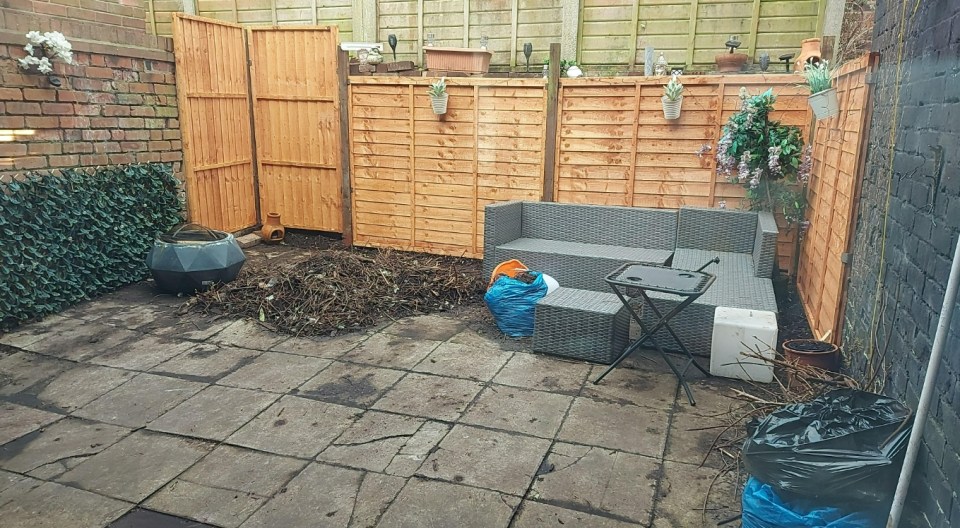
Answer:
743, 389, 913, 504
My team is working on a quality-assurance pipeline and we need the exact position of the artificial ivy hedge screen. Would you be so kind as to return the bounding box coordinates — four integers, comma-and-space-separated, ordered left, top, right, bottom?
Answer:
0, 163, 184, 329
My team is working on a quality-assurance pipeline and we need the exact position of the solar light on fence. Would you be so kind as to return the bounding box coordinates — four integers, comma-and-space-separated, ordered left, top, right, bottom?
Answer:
523, 42, 533, 72
388, 34, 398, 60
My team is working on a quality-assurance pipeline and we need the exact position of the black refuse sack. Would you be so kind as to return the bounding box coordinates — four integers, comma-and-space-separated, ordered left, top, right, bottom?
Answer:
742, 388, 912, 504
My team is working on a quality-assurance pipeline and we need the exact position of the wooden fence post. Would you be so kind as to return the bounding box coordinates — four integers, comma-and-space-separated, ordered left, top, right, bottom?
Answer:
338, 48, 354, 245
543, 42, 561, 202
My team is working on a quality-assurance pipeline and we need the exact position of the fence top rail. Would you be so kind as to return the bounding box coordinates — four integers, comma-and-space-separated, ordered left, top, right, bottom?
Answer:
173, 13, 243, 29
249, 26, 337, 32
560, 74, 807, 87
832, 54, 873, 79
348, 77, 548, 87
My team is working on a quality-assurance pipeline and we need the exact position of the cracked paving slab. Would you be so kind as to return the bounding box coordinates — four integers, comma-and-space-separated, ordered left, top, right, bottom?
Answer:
147, 385, 280, 441
460, 385, 573, 439
72, 373, 206, 428
417, 424, 552, 496
56, 429, 213, 503
0, 478, 131, 528
0, 403, 62, 446
317, 410, 425, 472
529, 442, 659, 524
145, 445, 307, 528
558, 397, 669, 457
239, 462, 405, 528
411, 342, 513, 382
226, 395, 361, 459
377, 478, 519, 528
372, 373, 484, 421
0, 417, 131, 480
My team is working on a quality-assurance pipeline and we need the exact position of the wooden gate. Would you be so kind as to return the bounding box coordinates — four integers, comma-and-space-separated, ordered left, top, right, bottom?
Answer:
172, 14, 258, 232
797, 55, 875, 341
249, 27, 343, 232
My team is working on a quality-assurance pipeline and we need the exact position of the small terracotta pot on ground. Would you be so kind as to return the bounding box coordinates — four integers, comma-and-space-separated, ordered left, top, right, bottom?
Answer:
260, 212, 285, 243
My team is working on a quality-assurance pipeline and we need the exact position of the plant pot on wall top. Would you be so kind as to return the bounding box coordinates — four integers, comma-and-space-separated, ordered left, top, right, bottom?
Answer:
716, 53, 749, 73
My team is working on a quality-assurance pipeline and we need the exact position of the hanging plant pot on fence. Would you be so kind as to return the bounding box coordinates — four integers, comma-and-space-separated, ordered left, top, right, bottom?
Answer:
431, 93, 449, 115
661, 95, 683, 120
808, 88, 839, 120
146, 223, 246, 294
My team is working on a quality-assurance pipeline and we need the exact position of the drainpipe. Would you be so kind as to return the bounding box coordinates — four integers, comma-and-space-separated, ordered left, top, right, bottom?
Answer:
887, 231, 960, 527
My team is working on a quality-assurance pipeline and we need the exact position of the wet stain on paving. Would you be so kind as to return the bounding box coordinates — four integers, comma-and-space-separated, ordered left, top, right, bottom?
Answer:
297, 374, 379, 407
109, 508, 218, 528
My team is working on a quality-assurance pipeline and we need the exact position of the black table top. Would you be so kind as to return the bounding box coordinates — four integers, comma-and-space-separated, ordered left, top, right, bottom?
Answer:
605, 262, 714, 296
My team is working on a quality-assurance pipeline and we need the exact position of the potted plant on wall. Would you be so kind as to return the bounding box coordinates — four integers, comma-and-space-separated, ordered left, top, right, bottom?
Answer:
428, 77, 448, 115
662, 74, 683, 120
804, 61, 839, 120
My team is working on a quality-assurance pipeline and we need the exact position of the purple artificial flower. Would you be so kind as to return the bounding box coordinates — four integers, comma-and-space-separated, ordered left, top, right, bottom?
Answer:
797, 145, 813, 184
737, 152, 752, 183
767, 145, 782, 177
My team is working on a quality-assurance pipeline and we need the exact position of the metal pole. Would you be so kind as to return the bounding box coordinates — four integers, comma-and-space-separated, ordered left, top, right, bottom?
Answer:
887, 231, 960, 527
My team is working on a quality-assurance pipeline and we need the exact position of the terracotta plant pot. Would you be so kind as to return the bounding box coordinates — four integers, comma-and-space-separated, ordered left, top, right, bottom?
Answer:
715, 53, 749, 73
783, 339, 840, 372
424, 47, 492, 74
794, 38, 822, 71
809, 88, 840, 120
260, 212, 285, 243
430, 93, 449, 115
661, 96, 682, 120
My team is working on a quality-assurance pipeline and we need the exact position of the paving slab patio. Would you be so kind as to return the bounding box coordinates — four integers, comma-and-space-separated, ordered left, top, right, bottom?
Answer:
0, 278, 752, 527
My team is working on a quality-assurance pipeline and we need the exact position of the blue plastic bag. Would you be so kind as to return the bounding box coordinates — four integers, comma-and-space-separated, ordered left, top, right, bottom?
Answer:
484, 272, 548, 337
742, 477, 880, 528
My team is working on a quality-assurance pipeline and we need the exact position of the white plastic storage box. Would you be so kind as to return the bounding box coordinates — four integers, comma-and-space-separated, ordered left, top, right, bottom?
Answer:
710, 307, 778, 382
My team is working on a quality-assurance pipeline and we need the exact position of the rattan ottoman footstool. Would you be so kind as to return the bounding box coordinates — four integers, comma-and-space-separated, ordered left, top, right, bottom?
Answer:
532, 287, 631, 364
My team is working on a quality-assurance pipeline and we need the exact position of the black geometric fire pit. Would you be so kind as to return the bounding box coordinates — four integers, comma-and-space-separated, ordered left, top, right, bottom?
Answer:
146, 223, 246, 294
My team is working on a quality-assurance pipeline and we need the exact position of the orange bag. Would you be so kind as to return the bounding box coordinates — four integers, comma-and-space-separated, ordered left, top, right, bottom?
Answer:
487, 259, 528, 290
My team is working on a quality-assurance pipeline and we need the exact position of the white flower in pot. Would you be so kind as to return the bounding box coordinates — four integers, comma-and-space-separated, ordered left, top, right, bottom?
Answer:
804, 61, 839, 120
661, 74, 683, 120
17, 30, 73, 86
427, 77, 448, 115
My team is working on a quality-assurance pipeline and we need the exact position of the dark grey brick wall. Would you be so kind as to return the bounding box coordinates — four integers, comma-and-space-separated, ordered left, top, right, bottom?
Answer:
841, 0, 960, 525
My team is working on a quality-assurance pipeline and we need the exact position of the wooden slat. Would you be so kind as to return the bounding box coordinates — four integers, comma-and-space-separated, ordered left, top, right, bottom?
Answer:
172, 14, 257, 233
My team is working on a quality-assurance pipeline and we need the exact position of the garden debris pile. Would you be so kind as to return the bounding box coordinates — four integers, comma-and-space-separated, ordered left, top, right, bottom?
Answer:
695, 354, 863, 522
183, 248, 485, 336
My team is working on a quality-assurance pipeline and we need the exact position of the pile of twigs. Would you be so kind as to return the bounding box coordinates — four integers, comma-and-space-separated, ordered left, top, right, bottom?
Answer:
696, 350, 862, 523
182, 248, 485, 336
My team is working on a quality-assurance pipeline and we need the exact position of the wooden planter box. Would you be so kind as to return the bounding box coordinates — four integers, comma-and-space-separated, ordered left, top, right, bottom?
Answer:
424, 47, 492, 74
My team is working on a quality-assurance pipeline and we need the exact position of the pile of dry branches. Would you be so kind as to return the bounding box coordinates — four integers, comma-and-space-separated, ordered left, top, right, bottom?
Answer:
182, 248, 485, 336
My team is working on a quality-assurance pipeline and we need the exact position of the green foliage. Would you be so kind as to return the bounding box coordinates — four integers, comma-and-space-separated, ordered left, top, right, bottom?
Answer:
803, 61, 832, 94
715, 88, 809, 224
663, 74, 683, 101
0, 164, 183, 329
543, 58, 578, 76
427, 77, 447, 98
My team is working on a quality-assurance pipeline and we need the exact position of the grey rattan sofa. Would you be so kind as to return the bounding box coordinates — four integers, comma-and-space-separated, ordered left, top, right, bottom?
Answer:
642, 207, 779, 356
483, 201, 779, 361
483, 201, 678, 292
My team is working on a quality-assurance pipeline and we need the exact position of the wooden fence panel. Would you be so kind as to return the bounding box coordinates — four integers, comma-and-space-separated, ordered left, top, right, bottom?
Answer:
172, 14, 258, 232
350, 77, 547, 258
557, 74, 810, 273
797, 55, 873, 341
249, 27, 344, 232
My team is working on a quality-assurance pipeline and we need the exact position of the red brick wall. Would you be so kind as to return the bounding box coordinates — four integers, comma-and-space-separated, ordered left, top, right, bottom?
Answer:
1, 0, 159, 48
0, 0, 182, 177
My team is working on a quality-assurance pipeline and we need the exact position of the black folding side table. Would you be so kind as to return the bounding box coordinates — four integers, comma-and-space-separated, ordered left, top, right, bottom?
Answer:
593, 258, 719, 405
